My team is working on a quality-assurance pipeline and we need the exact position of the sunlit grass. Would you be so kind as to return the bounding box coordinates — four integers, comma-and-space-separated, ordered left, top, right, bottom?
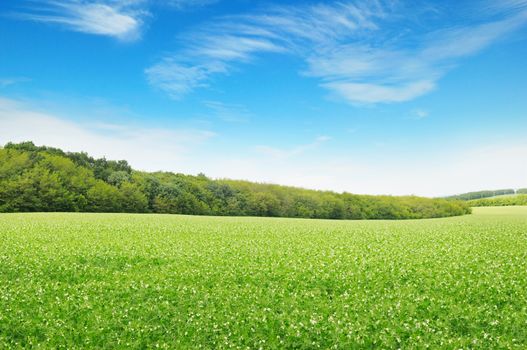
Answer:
1, 207, 526, 348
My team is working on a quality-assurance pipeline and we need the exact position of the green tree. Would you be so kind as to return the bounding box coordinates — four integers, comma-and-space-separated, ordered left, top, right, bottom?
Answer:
86, 181, 122, 212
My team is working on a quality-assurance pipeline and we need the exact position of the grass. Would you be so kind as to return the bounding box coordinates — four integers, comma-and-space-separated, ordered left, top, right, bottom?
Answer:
1, 207, 526, 349
469, 195, 527, 208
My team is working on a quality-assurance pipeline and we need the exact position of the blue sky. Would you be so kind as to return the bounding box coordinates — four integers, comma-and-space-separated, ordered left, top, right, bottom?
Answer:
1, 0, 526, 196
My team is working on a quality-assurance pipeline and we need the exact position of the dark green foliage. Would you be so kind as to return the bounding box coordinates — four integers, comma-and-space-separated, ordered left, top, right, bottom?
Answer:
445, 189, 516, 201
517, 188, 527, 194
0, 142, 471, 219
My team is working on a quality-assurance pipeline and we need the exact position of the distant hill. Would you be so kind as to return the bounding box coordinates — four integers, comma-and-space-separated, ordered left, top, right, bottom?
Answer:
0, 141, 470, 220
444, 189, 519, 201
468, 195, 527, 207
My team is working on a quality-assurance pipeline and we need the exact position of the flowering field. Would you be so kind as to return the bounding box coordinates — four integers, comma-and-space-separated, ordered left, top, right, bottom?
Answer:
1, 207, 526, 349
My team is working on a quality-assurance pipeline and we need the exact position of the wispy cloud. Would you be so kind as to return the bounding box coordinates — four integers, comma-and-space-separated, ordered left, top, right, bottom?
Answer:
322, 80, 436, 104
162, 0, 219, 10
146, 1, 383, 99
480, 0, 527, 16
0, 96, 215, 171
146, 1, 527, 104
0, 77, 31, 87
409, 109, 429, 120
13, 0, 223, 40
14, 0, 149, 41
146, 59, 223, 98
255, 136, 331, 159
145, 34, 284, 98
203, 101, 251, 123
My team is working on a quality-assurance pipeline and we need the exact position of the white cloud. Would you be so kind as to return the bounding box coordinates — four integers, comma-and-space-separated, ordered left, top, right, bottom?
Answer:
146, 1, 384, 99
1, 95, 525, 197
0, 77, 31, 87
481, 0, 527, 16
15, 0, 149, 41
161, 0, 219, 10
420, 12, 527, 61
203, 101, 251, 123
0, 97, 215, 171
410, 109, 429, 120
146, 1, 527, 103
145, 34, 284, 98
322, 80, 436, 104
303, 3, 527, 104
145, 59, 225, 99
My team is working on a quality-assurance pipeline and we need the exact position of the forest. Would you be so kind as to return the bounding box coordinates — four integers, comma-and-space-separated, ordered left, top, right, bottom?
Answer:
0, 142, 471, 219
444, 189, 516, 201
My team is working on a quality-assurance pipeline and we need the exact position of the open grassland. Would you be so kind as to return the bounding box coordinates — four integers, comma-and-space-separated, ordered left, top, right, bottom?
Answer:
1, 207, 526, 349
469, 194, 527, 207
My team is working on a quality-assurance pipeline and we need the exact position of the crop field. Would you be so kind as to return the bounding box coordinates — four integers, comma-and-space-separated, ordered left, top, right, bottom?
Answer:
1, 207, 526, 349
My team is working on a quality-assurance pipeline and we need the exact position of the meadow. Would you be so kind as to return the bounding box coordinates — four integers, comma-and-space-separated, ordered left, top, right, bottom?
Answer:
1, 207, 526, 349
469, 194, 527, 207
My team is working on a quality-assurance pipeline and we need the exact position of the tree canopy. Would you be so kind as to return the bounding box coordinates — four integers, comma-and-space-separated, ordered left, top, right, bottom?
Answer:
0, 142, 471, 219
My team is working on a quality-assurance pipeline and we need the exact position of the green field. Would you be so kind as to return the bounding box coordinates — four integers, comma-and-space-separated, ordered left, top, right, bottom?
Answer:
469, 194, 527, 208
1, 207, 526, 349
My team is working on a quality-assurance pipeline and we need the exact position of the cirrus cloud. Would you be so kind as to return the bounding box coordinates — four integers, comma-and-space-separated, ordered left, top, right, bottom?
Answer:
146, 0, 527, 104
13, 0, 150, 41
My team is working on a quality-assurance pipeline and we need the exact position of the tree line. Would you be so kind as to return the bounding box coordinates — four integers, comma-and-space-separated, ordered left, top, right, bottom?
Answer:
444, 189, 517, 201
0, 142, 471, 219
